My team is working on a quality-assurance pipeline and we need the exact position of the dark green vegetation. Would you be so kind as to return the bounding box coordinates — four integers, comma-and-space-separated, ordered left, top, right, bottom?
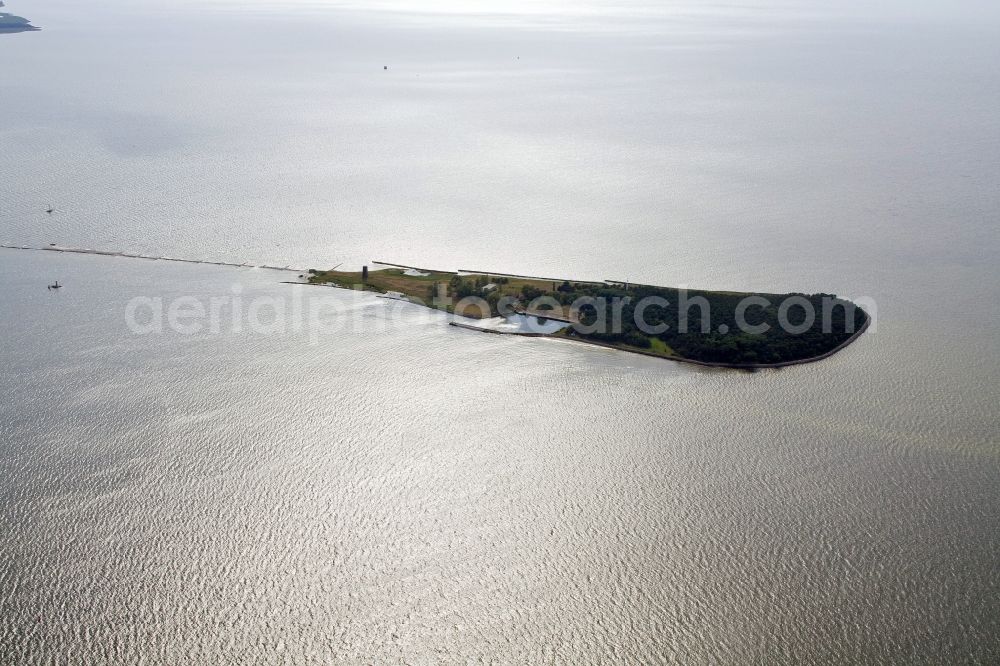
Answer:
307, 265, 868, 367
561, 283, 868, 366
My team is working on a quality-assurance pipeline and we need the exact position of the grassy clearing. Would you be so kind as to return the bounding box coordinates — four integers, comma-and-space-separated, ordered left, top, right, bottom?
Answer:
307, 268, 494, 318
307, 267, 583, 320
648, 337, 675, 356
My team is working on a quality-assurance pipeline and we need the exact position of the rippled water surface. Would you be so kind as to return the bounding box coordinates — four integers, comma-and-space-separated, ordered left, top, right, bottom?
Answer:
2, 0, 1000, 662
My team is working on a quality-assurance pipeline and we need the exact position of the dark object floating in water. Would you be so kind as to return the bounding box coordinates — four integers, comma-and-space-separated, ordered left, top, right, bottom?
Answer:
47, 281, 62, 290
384, 65, 388, 70
46, 205, 54, 214
0, 11, 40, 33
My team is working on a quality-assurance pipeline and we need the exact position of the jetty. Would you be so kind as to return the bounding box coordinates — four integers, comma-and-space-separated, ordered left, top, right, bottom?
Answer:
0, 243, 308, 274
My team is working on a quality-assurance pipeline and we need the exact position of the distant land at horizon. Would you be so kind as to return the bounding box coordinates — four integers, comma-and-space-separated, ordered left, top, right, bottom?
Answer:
0, 5, 39, 33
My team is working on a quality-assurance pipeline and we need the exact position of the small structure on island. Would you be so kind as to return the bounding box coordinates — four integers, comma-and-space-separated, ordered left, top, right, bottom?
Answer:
362, 265, 368, 282
482, 283, 498, 294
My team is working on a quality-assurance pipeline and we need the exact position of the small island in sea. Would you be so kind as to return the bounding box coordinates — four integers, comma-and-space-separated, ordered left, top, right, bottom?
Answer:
305, 263, 870, 368
3, 241, 868, 369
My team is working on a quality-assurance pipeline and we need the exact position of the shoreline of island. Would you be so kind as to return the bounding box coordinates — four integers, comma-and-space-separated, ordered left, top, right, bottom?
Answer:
450, 317, 870, 370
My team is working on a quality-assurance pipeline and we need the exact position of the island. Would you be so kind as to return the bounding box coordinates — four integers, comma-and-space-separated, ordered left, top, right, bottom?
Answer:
305, 262, 870, 369
0, 6, 39, 33
3, 240, 868, 368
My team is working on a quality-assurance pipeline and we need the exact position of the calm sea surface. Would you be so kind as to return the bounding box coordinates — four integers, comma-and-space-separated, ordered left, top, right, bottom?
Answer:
1, 0, 999, 662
